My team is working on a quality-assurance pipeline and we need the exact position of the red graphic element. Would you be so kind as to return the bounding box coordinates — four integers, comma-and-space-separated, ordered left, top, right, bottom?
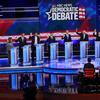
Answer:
0, 20, 14, 36
79, 18, 90, 31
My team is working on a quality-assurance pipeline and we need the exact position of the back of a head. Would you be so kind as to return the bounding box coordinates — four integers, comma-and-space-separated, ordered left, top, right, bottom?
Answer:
88, 58, 91, 63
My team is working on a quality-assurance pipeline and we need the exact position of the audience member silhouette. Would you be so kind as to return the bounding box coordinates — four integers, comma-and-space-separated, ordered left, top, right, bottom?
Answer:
23, 81, 37, 100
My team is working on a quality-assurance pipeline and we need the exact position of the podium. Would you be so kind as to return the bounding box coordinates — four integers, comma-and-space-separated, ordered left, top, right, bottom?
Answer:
95, 41, 100, 58
10, 47, 19, 66
80, 41, 88, 60
35, 44, 44, 64
23, 45, 31, 65
50, 43, 58, 61
65, 42, 73, 60
10, 47, 19, 90
64, 42, 73, 84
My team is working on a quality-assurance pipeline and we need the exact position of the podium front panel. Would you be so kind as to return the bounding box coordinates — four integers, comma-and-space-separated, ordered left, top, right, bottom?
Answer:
80, 42, 88, 59
95, 41, 100, 58
50, 43, 58, 61
10, 47, 19, 66
35, 44, 44, 64
65, 42, 73, 59
23, 45, 31, 65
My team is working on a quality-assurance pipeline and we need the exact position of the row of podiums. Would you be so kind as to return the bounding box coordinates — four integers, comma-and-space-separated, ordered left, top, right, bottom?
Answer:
11, 41, 100, 65
10, 41, 100, 90
11, 43, 69, 66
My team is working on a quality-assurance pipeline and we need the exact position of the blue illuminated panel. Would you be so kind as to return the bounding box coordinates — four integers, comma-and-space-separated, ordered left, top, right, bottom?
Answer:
80, 42, 88, 59
95, 41, 100, 58
11, 74, 17, 90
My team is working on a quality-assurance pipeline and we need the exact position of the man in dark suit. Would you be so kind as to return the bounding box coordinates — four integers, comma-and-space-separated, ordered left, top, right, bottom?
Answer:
29, 33, 40, 62
76, 29, 88, 41
62, 30, 72, 42
93, 29, 100, 41
84, 58, 94, 70
47, 33, 56, 43
47, 33, 56, 60
16, 33, 27, 63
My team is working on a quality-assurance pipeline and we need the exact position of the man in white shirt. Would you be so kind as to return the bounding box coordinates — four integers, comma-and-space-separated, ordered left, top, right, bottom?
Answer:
29, 33, 40, 61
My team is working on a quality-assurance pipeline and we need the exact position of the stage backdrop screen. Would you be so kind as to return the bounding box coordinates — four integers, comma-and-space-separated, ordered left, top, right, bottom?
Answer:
0, 0, 96, 35
0, 0, 39, 35
39, 0, 96, 32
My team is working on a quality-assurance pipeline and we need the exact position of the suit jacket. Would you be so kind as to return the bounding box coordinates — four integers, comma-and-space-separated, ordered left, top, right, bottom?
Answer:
76, 32, 88, 41
16, 37, 27, 47
29, 36, 40, 44
93, 32, 100, 41
47, 36, 56, 43
84, 63, 94, 70
62, 34, 72, 42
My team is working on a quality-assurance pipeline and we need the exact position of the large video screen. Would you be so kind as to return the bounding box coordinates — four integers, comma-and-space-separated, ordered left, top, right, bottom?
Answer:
0, 0, 97, 36
39, 0, 96, 32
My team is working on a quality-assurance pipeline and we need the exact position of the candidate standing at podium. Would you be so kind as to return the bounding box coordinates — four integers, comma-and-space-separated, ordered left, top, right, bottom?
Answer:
47, 33, 56, 60
29, 33, 40, 61
62, 30, 72, 58
93, 30, 100, 58
62, 30, 72, 42
76, 29, 88, 41
93, 29, 100, 41
76, 29, 89, 59
16, 33, 27, 63
6, 37, 14, 65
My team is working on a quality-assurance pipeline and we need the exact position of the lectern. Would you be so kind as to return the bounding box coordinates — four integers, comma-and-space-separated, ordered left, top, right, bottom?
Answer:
35, 44, 44, 64
35, 44, 44, 86
50, 43, 58, 61
80, 41, 88, 60
65, 42, 73, 60
23, 45, 31, 65
10, 47, 19, 90
10, 47, 19, 66
95, 41, 100, 59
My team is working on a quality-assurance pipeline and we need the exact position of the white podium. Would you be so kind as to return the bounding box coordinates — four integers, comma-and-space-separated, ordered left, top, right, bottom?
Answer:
35, 44, 44, 64
10, 47, 19, 90
35, 44, 44, 86
50, 43, 58, 61
23, 45, 31, 65
80, 41, 88, 60
10, 47, 19, 66
65, 42, 73, 60
95, 41, 100, 59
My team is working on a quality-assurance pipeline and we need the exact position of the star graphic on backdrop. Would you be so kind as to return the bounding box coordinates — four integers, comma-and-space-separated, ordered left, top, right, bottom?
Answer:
46, 10, 52, 20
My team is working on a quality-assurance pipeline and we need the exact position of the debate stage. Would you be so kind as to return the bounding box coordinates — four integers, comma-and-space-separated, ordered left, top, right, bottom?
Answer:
0, 57, 100, 90
0, 57, 100, 74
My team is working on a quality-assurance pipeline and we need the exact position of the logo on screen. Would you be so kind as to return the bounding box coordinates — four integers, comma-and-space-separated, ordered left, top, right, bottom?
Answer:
46, 4, 86, 21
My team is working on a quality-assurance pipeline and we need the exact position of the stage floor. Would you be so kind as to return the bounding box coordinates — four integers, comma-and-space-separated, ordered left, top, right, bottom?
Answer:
0, 58, 100, 69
